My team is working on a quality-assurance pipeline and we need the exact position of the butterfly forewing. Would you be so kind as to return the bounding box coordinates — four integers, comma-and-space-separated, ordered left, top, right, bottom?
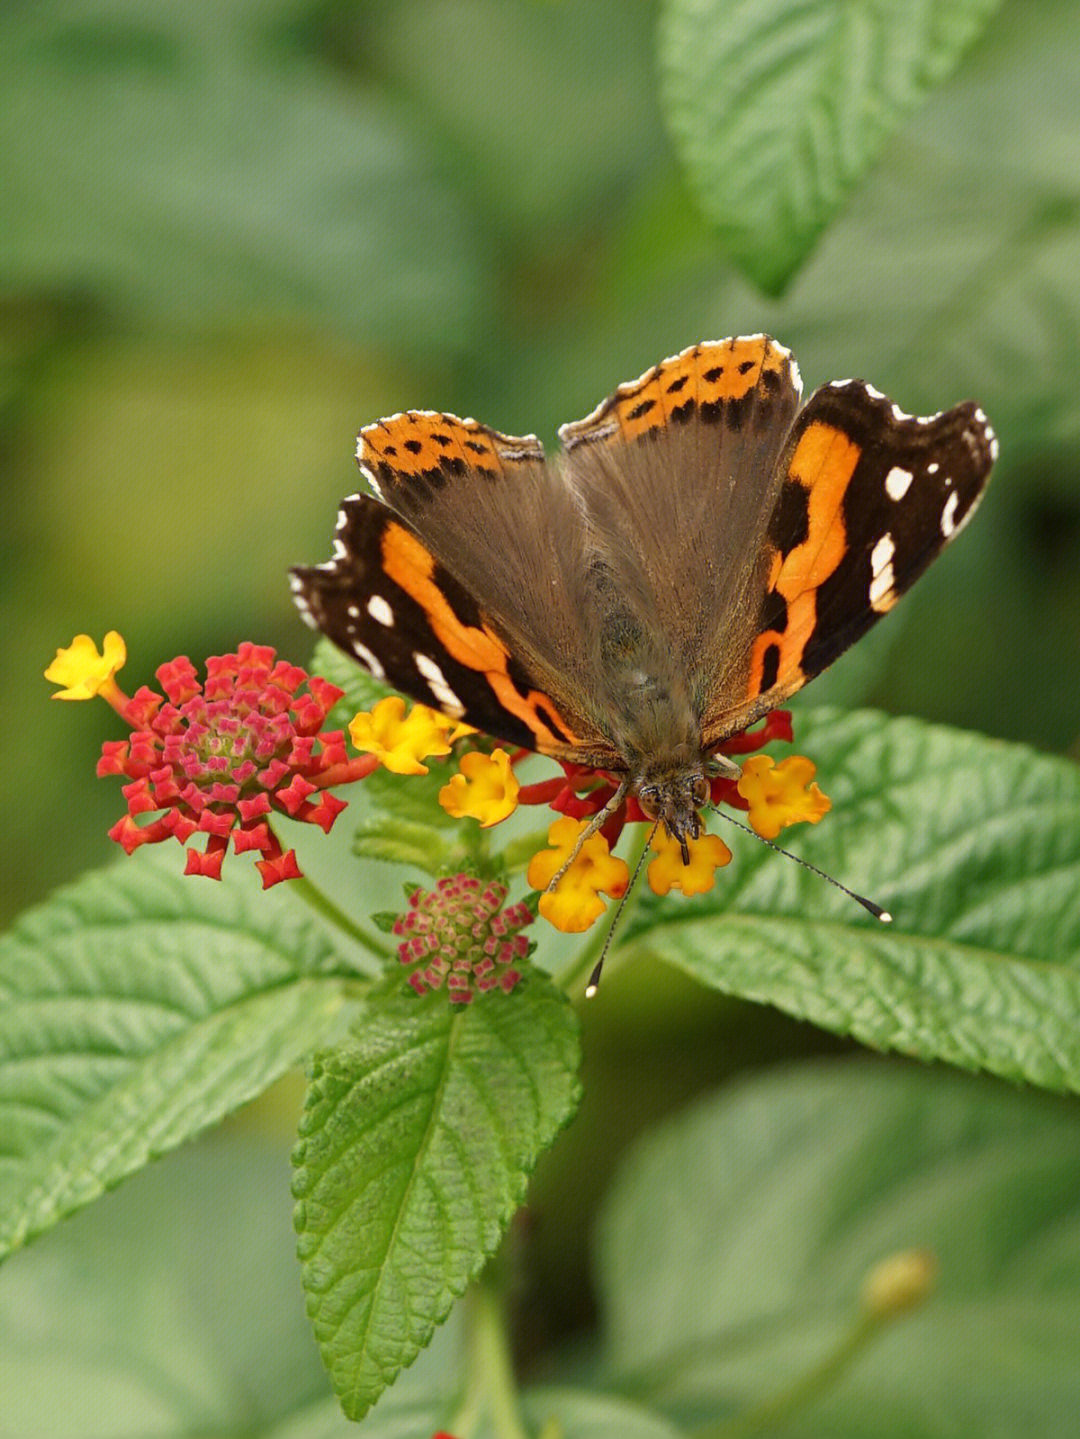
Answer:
291, 412, 621, 766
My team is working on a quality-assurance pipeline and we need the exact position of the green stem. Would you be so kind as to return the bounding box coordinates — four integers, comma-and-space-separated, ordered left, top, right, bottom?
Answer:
557, 825, 651, 999
472, 1280, 531, 1439
697, 1313, 885, 1439
288, 871, 392, 961
442, 1290, 488, 1438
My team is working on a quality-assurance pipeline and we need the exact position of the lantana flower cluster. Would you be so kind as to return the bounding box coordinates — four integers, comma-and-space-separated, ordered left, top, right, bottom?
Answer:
48, 634, 834, 959
348, 696, 831, 933
46, 633, 375, 886
393, 875, 533, 1002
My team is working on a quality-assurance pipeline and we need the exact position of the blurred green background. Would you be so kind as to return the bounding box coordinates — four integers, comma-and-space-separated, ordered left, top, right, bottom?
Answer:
3, 0, 1080, 1410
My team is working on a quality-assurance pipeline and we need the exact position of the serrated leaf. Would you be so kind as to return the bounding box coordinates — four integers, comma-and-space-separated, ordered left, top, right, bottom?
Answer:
360, 763, 463, 832
352, 818, 450, 872
659, 0, 1001, 292
0, 854, 353, 1260
620, 707, 1080, 1092
293, 980, 581, 1420
0, 4, 484, 353
596, 1060, 1080, 1436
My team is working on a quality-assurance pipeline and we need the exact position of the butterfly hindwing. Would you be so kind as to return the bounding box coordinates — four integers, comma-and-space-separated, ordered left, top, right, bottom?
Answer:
702, 380, 997, 745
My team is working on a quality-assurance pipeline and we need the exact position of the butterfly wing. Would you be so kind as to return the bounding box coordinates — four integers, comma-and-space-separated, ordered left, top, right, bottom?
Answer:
291, 411, 623, 767
558, 336, 804, 733
294, 352, 997, 776
700, 379, 998, 746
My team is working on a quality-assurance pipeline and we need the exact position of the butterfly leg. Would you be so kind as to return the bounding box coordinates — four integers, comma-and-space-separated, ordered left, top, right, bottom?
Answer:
544, 777, 630, 894
706, 752, 742, 781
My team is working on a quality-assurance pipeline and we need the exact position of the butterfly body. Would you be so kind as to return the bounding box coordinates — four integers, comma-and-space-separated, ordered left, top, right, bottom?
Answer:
292, 336, 997, 856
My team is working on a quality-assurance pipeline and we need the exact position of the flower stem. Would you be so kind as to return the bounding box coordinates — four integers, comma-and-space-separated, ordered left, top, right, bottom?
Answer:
697, 1312, 886, 1438
467, 1280, 531, 1439
288, 872, 392, 961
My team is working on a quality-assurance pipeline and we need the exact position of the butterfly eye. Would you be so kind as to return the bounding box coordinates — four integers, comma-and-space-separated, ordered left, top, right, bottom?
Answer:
637, 785, 661, 820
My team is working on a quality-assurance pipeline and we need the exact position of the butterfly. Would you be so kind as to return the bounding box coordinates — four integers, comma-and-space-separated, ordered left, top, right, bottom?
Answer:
291, 335, 996, 861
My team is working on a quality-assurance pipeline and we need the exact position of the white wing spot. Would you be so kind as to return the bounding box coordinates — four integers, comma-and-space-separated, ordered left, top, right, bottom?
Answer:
865, 384, 886, 401
367, 595, 394, 627
352, 640, 386, 679
927, 461, 939, 475
347, 604, 360, 619
869, 568, 894, 608
890, 401, 912, 422
413, 652, 464, 715
871, 533, 896, 575
885, 466, 913, 500
941, 490, 960, 537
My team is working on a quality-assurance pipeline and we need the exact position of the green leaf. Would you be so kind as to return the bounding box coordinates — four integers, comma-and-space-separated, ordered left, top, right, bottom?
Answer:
513, 1389, 687, 1439
0, 1133, 333, 1437
659, 0, 1002, 292
0, 853, 354, 1260
293, 980, 581, 1420
360, 762, 465, 832
620, 707, 1080, 1092
352, 817, 450, 872
0, 1134, 325, 1434
0, 4, 484, 354
596, 1060, 1080, 1436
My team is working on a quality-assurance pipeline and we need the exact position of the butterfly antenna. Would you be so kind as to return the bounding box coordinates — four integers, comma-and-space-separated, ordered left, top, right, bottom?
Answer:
706, 806, 892, 923
585, 822, 659, 998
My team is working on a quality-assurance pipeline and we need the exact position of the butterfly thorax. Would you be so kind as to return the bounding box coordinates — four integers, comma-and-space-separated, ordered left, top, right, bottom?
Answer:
596, 607, 712, 861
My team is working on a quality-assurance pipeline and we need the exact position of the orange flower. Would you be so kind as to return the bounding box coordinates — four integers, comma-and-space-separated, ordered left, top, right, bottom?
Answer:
737, 754, 831, 840
45, 631, 127, 705
439, 748, 519, 827
647, 827, 732, 896
348, 696, 465, 775
527, 816, 629, 932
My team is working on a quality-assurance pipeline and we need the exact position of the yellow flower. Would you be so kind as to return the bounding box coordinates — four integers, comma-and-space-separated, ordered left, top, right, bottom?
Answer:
737, 754, 831, 841
647, 827, 732, 896
439, 748, 520, 827
348, 696, 463, 774
527, 815, 629, 933
45, 631, 127, 702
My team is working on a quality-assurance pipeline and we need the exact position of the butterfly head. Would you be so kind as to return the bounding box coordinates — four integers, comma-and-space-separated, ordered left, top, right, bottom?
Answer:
635, 765, 710, 864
